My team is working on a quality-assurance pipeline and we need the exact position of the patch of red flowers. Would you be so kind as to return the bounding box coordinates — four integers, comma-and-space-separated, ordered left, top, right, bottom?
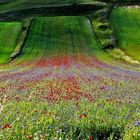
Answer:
27, 135, 33, 140
79, 113, 88, 119
2, 123, 12, 129
89, 135, 93, 140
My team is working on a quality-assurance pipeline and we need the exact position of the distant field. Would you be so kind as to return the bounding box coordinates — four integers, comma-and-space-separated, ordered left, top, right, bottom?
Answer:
0, 22, 21, 64
110, 7, 140, 61
17, 16, 99, 65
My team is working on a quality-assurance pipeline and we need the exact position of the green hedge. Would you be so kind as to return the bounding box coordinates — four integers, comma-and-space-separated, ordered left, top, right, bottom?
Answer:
101, 0, 140, 3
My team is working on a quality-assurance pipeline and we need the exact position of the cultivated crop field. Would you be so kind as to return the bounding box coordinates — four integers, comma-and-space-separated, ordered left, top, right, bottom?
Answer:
0, 3, 140, 140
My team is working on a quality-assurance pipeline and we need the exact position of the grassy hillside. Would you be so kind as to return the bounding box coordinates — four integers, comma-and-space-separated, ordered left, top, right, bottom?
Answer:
0, 22, 21, 64
110, 7, 140, 61
17, 16, 99, 65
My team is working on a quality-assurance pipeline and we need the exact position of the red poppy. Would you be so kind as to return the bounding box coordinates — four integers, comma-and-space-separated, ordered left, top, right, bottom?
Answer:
2, 123, 12, 129
89, 135, 93, 140
79, 113, 88, 118
27, 135, 33, 140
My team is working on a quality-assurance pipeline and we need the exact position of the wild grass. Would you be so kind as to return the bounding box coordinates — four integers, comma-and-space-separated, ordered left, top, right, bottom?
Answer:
0, 99, 139, 140
110, 7, 140, 61
0, 22, 21, 64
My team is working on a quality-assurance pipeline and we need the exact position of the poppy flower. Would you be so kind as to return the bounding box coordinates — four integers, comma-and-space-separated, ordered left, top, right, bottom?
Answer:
89, 135, 93, 140
79, 113, 88, 119
27, 135, 33, 140
2, 123, 12, 129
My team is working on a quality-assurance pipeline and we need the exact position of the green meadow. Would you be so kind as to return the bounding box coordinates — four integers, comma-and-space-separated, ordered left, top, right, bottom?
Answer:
0, 22, 21, 64
0, 7, 140, 64
20, 16, 99, 60
110, 7, 140, 61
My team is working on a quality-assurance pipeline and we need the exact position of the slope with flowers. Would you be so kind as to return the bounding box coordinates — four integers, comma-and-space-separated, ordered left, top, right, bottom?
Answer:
0, 6, 140, 140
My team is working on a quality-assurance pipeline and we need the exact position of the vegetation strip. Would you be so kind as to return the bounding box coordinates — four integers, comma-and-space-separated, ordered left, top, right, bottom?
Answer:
0, 22, 22, 64
0, 2, 107, 21
10, 19, 33, 61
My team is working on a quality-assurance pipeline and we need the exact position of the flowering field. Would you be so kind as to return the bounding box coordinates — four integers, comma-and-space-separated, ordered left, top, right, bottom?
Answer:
0, 9, 140, 140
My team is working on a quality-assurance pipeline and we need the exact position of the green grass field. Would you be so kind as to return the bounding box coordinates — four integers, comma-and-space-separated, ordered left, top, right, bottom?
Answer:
110, 7, 140, 61
0, 15, 105, 65
16, 16, 100, 65
0, 22, 21, 64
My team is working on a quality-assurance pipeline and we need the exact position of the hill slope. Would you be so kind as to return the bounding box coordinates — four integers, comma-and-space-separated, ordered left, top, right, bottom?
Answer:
16, 16, 99, 66
110, 7, 140, 61
0, 22, 21, 64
